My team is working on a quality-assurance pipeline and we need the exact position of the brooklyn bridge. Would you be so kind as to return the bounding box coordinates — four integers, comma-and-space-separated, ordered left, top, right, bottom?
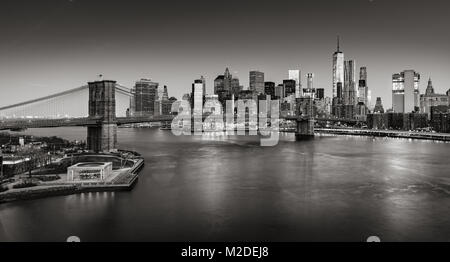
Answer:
0, 80, 359, 152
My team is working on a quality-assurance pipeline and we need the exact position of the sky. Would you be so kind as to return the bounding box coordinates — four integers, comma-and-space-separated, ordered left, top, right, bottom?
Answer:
1, 0, 450, 111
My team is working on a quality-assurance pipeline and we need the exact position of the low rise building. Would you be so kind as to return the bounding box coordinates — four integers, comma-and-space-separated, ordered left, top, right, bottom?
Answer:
67, 162, 113, 182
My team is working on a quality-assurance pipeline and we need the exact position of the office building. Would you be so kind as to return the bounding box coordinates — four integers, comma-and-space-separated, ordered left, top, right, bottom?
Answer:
133, 79, 159, 116
192, 79, 205, 115
303, 73, 315, 98
250, 71, 265, 94
316, 88, 325, 100
373, 97, 385, 113
344, 60, 356, 106
289, 69, 302, 98
420, 78, 449, 118
392, 70, 420, 113
224, 68, 232, 92
283, 79, 296, 97
214, 75, 225, 94
264, 82, 276, 98
332, 36, 345, 99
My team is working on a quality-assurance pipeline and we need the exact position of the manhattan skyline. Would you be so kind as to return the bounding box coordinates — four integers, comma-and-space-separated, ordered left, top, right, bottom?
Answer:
1, 0, 450, 110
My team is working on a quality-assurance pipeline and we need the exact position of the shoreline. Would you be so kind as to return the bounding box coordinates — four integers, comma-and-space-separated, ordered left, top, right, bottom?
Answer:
315, 128, 450, 142
0, 159, 144, 204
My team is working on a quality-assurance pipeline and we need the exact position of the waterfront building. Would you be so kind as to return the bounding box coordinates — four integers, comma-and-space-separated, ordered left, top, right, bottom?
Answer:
289, 69, 302, 98
133, 79, 159, 117
332, 36, 345, 99
367, 112, 428, 131
392, 70, 420, 113
250, 71, 265, 94
420, 78, 449, 119
431, 106, 450, 133
67, 162, 113, 182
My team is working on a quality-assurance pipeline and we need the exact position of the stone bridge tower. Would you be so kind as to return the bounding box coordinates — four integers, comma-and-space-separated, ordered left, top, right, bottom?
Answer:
87, 80, 117, 152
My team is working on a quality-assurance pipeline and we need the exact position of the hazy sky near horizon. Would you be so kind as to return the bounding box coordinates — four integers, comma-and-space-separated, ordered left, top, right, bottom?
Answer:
1, 0, 450, 109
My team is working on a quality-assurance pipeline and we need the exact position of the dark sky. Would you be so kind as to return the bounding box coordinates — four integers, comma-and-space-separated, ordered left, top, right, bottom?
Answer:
1, 0, 450, 109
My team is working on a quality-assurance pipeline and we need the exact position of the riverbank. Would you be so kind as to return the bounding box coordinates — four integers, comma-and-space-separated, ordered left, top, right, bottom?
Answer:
315, 128, 450, 141
0, 158, 144, 204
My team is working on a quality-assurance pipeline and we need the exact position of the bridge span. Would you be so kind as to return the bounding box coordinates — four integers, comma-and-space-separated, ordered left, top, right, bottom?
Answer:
0, 79, 366, 151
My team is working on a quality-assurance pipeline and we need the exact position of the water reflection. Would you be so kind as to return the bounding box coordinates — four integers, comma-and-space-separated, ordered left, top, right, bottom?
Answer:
0, 127, 449, 241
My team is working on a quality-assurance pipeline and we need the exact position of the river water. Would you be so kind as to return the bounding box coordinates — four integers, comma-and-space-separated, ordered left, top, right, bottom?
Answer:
0, 127, 449, 242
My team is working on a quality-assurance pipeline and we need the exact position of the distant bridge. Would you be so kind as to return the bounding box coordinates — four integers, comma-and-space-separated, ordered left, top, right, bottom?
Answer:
0, 80, 365, 151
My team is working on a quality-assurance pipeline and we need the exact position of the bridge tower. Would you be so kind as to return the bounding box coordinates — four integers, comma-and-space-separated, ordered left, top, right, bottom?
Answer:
295, 97, 315, 140
87, 80, 117, 152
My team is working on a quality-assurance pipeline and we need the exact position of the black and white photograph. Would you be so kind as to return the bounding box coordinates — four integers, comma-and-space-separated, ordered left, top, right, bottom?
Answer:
0, 0, 449, 251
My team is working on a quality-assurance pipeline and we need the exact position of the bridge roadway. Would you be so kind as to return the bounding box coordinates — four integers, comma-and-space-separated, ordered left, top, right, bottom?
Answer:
0, 116, 176, 131
0, 115, 360, 131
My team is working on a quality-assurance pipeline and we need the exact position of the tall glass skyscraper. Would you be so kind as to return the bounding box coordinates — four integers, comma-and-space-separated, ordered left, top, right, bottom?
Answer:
133, 78, 159, 117
392, 70, 420, 113
303, 73, 315, 98
250, 71, 265, 94
288, 69, 301, 98
332, 36, 345, 99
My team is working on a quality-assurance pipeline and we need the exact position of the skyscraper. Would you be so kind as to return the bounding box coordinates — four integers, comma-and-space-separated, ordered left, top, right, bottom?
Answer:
374, 97, 385, 113
264, 82, 276, 98
343, 60, 356, 106
358, 67, 368, 105
283, 79, 296, 97
356, 67, 369, 118
192, 79, 204, 115
275, 84, 285, 98
224, 68, 232, 92
162, 85, 169, 101
250, 71, 265, 94
214, 75, 224, 94
133, 78, 159, 116
200, 76, 206, 95
231, 77, 241, 96
289, 69, 301, 98
303, 73, 315, 98
420, 78, 449, 118
332, 36, 345, 99
315, 88, 325, 100
392, 70, 420, 113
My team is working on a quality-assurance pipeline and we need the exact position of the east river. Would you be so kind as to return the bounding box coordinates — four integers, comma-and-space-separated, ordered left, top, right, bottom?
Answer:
0, 127, 449, 241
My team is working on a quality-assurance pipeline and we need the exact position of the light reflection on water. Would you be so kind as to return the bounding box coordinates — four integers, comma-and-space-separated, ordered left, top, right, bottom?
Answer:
0, 127, 449, 242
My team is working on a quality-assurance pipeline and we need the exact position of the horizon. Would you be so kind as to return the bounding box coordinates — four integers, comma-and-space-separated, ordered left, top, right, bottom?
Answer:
1, 0, 450, 111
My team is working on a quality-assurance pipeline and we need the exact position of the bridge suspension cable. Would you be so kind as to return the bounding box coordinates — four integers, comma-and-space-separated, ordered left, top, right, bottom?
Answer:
0, 84, 133, 119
